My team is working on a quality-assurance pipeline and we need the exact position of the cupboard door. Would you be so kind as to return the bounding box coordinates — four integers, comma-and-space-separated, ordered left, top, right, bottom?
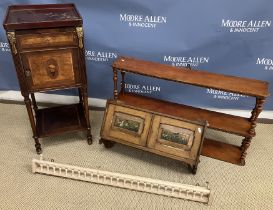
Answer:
101, 104, 152, 146
147, 115, 204, 160
21, 48, 81, 91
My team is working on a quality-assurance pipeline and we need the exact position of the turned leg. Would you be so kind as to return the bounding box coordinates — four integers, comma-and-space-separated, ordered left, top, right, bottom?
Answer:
78, 88, 83, 104
192, 165, 197, 175
81, 87, 92, 145
113, 67, 118, 100
240, 137, 252, 165
240, 97, 265, 164
100, 139, 115, 148
30, 93, 38, 112
120, 71, 125, 95
23, 94, 41, 154
187, 164, 197, 174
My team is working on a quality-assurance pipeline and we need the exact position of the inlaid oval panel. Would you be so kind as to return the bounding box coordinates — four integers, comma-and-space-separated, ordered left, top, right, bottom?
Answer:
22, 48, 79, 90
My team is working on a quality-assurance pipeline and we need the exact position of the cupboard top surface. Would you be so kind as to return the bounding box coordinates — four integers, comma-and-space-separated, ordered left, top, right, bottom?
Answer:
3, 4, 82, 30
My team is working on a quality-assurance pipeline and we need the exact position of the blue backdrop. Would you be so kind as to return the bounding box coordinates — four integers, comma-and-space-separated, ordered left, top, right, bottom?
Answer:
1, 0, 272, 111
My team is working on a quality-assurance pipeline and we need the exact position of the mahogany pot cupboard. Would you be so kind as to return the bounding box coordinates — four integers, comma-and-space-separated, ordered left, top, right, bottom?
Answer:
3, 4, 92, 153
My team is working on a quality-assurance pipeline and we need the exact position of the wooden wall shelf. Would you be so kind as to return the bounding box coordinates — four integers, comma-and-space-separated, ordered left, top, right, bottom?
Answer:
105, 56, 269, 166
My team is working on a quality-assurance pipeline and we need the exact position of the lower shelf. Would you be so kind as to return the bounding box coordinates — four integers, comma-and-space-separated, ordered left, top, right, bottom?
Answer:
202, 138, 242, 165
36, 103, 87, 138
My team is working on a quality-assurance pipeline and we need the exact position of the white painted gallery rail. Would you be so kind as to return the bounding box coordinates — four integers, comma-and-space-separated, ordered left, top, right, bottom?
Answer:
32, 155, 210, 203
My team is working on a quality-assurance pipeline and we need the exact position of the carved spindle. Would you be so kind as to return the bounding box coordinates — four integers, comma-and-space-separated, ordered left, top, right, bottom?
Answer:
240, 97, 265, 164
240, 137, 251, 164
113, 68, 118, 100
121, 71, 125, 95
249, 98, 265, 133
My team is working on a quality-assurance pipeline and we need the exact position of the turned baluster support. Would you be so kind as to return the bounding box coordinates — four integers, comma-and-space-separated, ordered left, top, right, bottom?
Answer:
240, 97, 265, 165
121, 71, 125, 95
78, 88, 83, 104
113, 67, 118, 100
81, 87, 92, 145
30, 93, 38, 112
23, 94, 41, 154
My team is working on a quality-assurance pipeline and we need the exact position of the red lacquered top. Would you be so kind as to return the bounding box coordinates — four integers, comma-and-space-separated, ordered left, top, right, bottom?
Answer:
3, 3, 82, 30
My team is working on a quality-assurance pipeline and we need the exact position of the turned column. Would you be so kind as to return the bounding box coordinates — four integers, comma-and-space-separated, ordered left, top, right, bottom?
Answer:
78, 88, 83, 104
30, 93, 38, 112
23, 93, 42, 154
113, 67, 118, 100
240, 97, 265, 164
81, 87, 92, 145
120, 71, 125, 95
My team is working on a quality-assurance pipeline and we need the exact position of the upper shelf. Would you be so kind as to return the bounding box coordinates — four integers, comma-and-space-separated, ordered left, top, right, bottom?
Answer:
112, 56, 269, 98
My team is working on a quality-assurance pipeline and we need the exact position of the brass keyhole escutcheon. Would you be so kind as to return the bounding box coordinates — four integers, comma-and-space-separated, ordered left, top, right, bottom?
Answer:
46, 59, 59, 79
44, 37, 51, 43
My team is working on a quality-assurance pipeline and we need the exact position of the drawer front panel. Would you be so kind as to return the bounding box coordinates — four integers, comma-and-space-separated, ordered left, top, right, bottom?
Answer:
101, 103, 152, 146
147, 115, 204, 160
17, 32, 77, 50
22, 48, 80, 90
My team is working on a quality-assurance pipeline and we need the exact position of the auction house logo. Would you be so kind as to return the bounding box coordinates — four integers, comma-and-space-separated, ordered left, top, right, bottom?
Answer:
163, 55, 209, 68
85, 50, 118, 62
256, 57, 273, 70
206, 88, 248, 101
221, 19, 271, 32
125, 83, 161, 94
120, 13, 167, 28
0, 41, 10, 53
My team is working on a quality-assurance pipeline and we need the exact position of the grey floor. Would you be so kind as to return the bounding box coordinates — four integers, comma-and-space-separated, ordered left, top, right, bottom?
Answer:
0, 103, 272, 210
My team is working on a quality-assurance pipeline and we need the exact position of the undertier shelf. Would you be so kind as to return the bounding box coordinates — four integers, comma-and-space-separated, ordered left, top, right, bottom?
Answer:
202, 138, 242, 165
36, 103, 87, 138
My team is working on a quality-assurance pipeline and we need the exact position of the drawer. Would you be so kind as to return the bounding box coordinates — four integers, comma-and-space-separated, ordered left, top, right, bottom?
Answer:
101, 103, 152, 146
147, 115, 204, 160
21, 48, 80, 91
17, 32, 78, 50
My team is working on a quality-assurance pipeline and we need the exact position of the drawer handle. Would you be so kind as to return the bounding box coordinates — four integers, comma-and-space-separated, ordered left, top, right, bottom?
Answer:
46, 59, 59, 79
48, 64, 56, 77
